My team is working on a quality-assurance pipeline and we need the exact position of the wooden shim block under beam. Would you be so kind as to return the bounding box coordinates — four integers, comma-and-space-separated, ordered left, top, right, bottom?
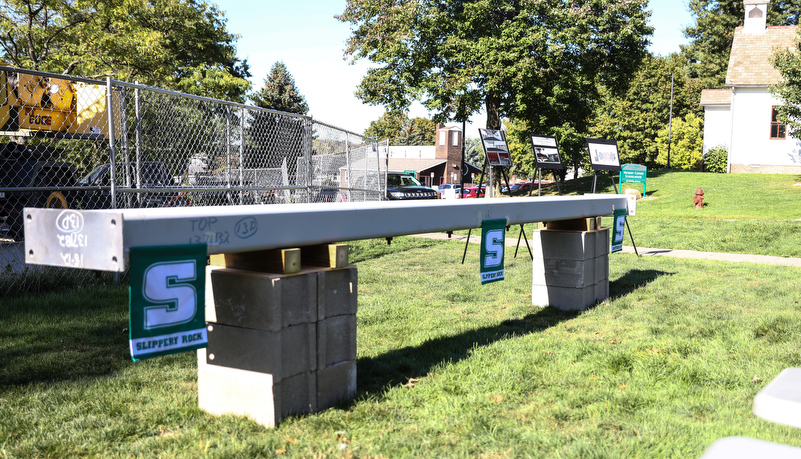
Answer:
212, 248, 301, 274
301, 244, 349, 269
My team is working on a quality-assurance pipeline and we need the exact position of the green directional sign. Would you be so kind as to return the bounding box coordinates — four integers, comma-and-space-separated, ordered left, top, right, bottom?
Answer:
611, 208, 627, 253
129, 244, 208, 361
480, 219, 506, 284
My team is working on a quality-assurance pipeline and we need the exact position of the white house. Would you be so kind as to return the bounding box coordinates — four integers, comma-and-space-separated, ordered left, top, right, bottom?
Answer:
700, 0, 801, 173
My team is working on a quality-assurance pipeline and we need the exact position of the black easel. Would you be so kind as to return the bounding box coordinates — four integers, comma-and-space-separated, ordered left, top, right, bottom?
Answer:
514, 167, 563, 257
593, 170, 639, 256
461, 164, 533, 263
461, 160, 487, 264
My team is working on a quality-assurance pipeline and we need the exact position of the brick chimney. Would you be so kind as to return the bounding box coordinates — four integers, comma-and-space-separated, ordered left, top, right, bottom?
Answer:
435, 125, 463, 184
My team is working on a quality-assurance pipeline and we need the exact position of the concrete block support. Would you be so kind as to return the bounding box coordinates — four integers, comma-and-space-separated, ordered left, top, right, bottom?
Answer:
532, 227, 610, 310
198, 259, 358, 428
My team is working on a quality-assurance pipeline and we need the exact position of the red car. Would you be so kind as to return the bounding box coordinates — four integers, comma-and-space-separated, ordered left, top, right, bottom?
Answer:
463, 185, 486, 198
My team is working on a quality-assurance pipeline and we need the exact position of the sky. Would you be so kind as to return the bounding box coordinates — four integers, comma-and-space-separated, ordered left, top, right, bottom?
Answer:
211, 0, 694, 137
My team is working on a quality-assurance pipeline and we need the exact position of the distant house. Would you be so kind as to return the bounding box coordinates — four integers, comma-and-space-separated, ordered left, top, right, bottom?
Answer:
381, 124, 483, 187
700, 0, 801, 173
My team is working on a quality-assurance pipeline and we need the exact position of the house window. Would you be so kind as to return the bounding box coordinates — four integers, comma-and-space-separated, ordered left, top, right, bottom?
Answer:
771, 107, 786, 139
451, 131, 459, 146
439, 131, 446, 146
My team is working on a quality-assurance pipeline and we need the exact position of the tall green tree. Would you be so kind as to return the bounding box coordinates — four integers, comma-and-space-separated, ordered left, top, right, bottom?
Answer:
338, 0, 652, 140
246, 61, 308, 172
363, 111, 435, 145
589, 53, 702, 167
682, 0, 801, 90
250, 61, 309, 115
771, 31, 801, 137
0, 0, 251, 102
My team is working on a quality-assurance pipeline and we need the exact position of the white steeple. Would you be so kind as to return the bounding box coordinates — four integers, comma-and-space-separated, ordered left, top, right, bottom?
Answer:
743, 0, 769, 34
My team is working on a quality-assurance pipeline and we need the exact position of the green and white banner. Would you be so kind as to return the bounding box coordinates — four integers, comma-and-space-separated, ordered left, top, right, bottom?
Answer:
480, 219, 506, 284
129, 244, 208, 361
611, 208, 627, 253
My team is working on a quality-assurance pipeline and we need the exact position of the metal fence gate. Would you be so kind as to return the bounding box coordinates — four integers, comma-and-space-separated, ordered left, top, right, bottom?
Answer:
0, 65, 386, 295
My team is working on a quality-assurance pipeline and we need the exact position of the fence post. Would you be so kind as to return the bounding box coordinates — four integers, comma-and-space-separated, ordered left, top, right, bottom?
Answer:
345, 133, 352, 202
224, 107, 231, 205
239, 107, 245, 205
304, 118, 313, 203
106, 77, 117, 210
119, 87, 132, 208
134, 84, 142, 206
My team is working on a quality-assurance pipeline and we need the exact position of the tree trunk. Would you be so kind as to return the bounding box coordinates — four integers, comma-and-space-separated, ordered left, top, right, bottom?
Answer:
485, 92, 503, 195
485, 92, 501, 130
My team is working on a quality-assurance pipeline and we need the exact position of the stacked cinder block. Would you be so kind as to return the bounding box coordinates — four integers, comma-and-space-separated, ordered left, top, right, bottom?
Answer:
531, 226, 610, 310
197, 253, 357, 428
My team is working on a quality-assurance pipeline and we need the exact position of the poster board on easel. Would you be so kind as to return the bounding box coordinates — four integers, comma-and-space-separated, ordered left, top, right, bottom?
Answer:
586, 138, 622, 173
462, 129, 532, 264
584, 138, 639, 256
529, 135, 564, 196
479, 129, 513, 167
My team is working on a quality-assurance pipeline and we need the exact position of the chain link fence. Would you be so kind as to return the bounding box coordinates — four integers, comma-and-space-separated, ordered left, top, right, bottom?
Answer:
0, 65, 386, 295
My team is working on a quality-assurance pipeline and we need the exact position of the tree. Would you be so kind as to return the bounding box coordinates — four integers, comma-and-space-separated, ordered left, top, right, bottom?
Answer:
0, 0, 251, 102
250, 61, 309, 115
363, 111, 435, 145
655, 113, 704, 170
338, 0, 652, 137
589, 53, 702, 167
246, 61, 309, 172
682, 0, 801, 89
771, 32, 801, 137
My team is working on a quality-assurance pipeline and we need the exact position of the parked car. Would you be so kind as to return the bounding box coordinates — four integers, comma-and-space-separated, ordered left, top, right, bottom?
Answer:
386, 172, 439, 200
509, 181, 534, 196
437, 183, 463, 199
437, 183, 461, 193
0, 156, 79, 241
79, 161, 178, 209
463, 185, 486, 198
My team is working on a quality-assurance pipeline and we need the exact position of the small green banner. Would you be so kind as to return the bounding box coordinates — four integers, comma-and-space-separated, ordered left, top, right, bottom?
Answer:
480, 219, 506, 284
611, 208, 627, 253
129, 244, 208, 361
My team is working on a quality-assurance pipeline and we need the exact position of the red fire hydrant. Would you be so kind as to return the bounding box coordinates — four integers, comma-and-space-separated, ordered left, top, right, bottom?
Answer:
693, 187, 705, 209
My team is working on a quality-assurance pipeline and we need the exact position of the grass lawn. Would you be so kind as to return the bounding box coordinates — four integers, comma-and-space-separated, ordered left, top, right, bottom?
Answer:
2, 171, 801, 457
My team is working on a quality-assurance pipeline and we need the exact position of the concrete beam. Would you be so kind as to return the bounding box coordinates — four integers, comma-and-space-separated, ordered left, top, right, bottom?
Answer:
24, 195, 627, 272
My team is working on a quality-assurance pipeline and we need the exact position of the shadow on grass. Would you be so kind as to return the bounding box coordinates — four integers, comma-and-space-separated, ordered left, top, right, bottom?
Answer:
356, 268, 673, 398
0, 286, 130, 387
609, 268, 674, 300
356, 307, 580, 397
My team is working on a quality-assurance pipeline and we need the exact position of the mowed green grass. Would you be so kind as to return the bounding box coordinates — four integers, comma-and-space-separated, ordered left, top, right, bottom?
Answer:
3, 230, 801, 457
2, 171, 801, 456
514, 171, 801, 256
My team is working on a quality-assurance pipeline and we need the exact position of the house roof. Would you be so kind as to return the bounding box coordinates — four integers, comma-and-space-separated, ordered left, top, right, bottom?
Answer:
387, 158, 446, 172
700, 88, 733, 106
726, 26, 798, 86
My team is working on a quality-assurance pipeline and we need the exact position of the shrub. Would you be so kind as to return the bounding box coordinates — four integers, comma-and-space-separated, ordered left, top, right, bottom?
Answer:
656, 113, 704, 170
704, 145, 728, 173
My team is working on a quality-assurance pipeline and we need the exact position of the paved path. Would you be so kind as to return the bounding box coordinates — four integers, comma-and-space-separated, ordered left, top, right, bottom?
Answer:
411, 232, 801, 267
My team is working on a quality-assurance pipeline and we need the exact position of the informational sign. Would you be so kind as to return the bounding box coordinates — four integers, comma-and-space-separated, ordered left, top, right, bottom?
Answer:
129, 244, 208, 361
586, 138, 621, 172
530, 135, 563, 170
611, 208, 627, 253
619, 163, 647, 196
480, 219, 506, 284
479, 129, 513, 167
